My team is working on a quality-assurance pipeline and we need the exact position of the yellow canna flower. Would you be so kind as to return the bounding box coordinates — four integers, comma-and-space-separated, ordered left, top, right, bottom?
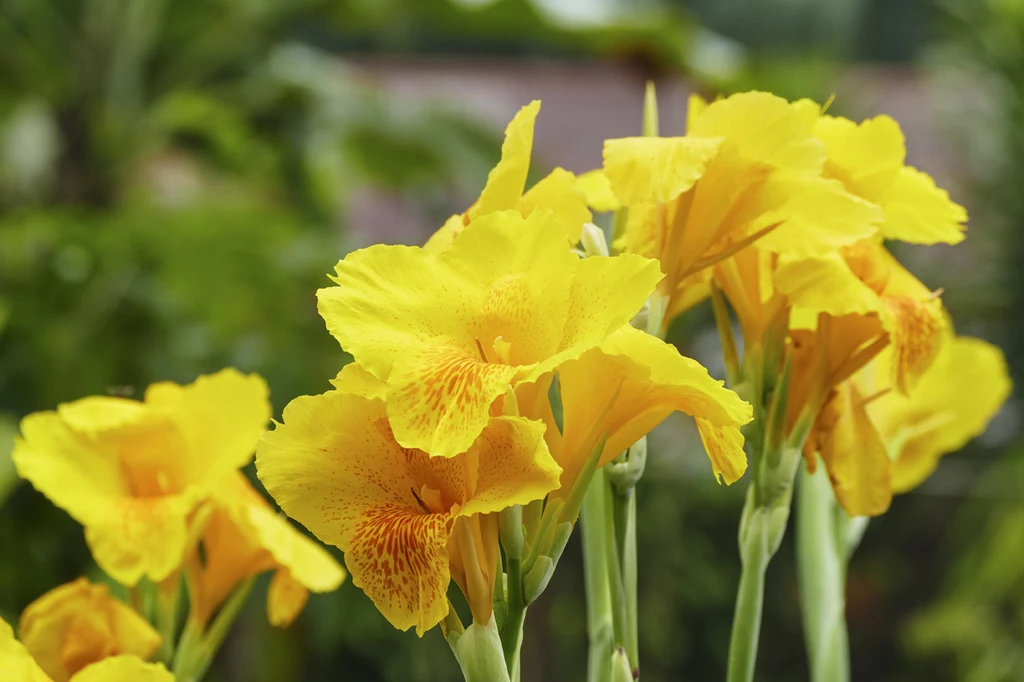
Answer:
16, 578, 160, 682
317, 209, 663, 459
858, 336, 1011, 493
777, 239, 947, 395
12, 370, 271, 585
600, 91, 882, 326
814, 113, 967, 245
3, 584, 171, 682
1, 616, 172, 682
184, 472, 346, 629
255, 390, 561, 635
425, 101, 591, 250
534, 325, 753, 491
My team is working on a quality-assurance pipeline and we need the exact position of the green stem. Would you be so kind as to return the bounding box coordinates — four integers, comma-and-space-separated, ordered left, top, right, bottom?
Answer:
501, 557, 526, 678
603, 480, 630, 657
610, 486, 639, 676
582, 468, 614, 682
173, 577, 256, 682
727, 483, 793, 682
796, 462, 850, 682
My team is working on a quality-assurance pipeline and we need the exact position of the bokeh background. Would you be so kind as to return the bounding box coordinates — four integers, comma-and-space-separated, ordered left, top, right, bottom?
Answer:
1, 0, 1022, 680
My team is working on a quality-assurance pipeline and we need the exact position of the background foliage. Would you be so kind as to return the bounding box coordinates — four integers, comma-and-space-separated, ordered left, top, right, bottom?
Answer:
0, 0, 1019, 680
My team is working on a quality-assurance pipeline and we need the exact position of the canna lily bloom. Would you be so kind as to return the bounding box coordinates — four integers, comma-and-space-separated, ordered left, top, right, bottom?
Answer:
17, 579, 161, 682
519, 325, 753, 493
12, 370, 271, 585
317, 209, 663, 459
255, 389, 561, 635
839, 333, 1007, 499
598, 91, 882, 326
814, 113, 967, 245
425, 100, 592, 250
777, 239, 947, 396
184, 472, 346, 629
2, 617, 172, 682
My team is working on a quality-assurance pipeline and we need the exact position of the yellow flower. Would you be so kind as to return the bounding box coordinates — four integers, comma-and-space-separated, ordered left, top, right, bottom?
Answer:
317, 209, 663, 459
1, 585, 171, 682
815, 114, 967, 244
858, 336, 1011, 493
778, 239, 947, 395
184, 472, 346, 629
12, 370, 271, 585
425, 101, 591, 250
802, 335, 1010, 517
533, 325, 753, 491
601, 91, 881, 325
255, 390, 561, 635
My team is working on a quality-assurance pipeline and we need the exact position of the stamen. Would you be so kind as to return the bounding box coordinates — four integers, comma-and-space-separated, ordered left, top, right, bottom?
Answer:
474, 337, 490, 363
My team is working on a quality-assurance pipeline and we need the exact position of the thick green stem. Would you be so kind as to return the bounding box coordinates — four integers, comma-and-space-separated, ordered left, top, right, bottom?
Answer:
501, 556, 526, 678
727, 482, 794, 682
172, 577, 255, 682
582, 469, 614, 682
796, 462, 850, 682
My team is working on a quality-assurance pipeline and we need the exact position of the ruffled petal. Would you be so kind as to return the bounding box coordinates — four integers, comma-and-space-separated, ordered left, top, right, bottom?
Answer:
147, 368, 270, 491
814, 114, 905, 202
12, 413, 128, 527
882, 166, 967, 244
556, 326, 751, 490
518, 168, 591, 244
603, 136, 723, 205
469, 101, 540, 218
863, 338, 1011, 493
423, 214, 467, 252
575, 169, 620, 212
689, 91, 825, 173
256, 392, 455, 635
330, 362, 387, 399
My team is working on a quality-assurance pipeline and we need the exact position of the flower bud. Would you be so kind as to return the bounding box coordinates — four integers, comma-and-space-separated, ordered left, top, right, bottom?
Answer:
580, 222, 610, 258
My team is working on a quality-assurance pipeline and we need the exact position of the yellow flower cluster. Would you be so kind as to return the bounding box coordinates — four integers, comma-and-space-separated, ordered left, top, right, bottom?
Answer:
8, 371, 346, 679
256, 102, 753, 635
4, 89, 1009, 682
585, 91, 1008, 517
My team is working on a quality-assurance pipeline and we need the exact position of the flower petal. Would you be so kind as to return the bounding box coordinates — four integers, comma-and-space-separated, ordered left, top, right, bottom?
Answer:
864, 337, 1011, 492
556, 326, 752, 489
423, 214, 467, 252
518, 168, 591, 244
774, 252, 880, 317
752, 176, 883, 258
814, 114, 905, 203
603, 136, 723, 205
19, 578, 161, 682
882, 166, 967, 245
12, 413, 128, 528
256, 392, 455, 635
689, 91, 824, 173
0, 617, 50, 682
814, 382, 893, 517
85, 495, 195, 585
146, 368, 270, 489
267, 569, 310, 628
70, 657, 173, 682
575, 169, 620, 213
470, 100, 540, 218
330, 362, 388, 399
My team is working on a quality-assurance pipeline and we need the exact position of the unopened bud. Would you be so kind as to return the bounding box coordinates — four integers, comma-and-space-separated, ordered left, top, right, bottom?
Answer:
523, 556, 554, 603
611, 648, 636, 682
498, 506, 525, 560
580, 222, 610, 258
